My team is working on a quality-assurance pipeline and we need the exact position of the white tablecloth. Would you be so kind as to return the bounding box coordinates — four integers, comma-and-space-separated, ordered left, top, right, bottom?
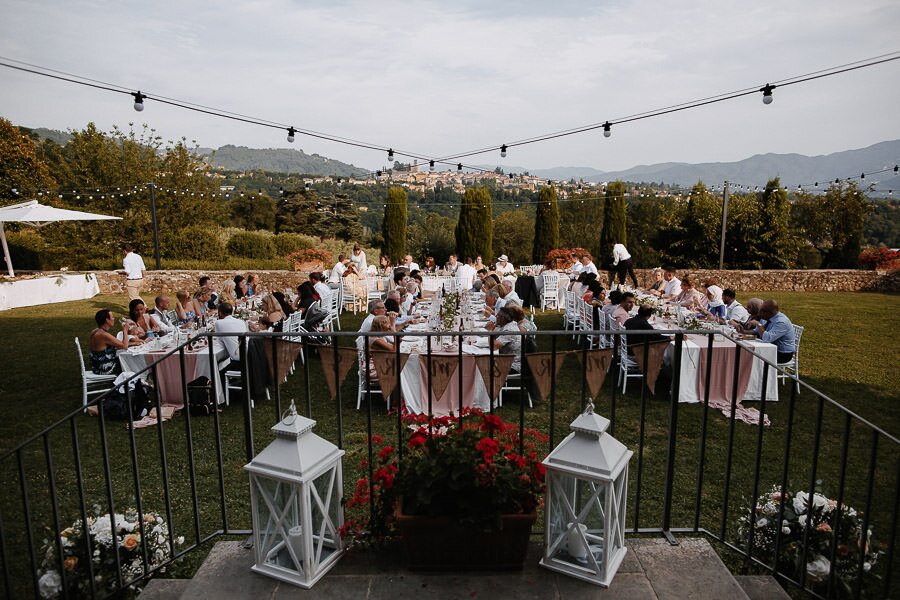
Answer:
0, 273, 100, 311
666, 337, 779, 403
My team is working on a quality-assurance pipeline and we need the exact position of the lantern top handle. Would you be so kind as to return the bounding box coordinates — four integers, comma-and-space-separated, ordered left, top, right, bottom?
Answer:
272, 399, 317, 438
569, 403, 610, 438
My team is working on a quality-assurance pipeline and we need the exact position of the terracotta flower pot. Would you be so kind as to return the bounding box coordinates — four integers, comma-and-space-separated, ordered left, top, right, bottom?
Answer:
394, 503, 536, 571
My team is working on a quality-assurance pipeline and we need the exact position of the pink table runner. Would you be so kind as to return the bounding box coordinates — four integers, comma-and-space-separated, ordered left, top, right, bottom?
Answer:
691, 335, 770, 426
416, 353, 483, 416
141, 351, 205, 409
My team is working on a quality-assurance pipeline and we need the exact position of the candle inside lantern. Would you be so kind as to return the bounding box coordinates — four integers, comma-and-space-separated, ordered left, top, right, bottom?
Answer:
567, 523, 588, 559
287, 526, 304, 563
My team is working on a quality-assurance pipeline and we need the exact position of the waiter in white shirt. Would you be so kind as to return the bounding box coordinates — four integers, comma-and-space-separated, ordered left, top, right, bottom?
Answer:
455, 258, 477, 291
611, 242, 639, 287
328, 255, 350, 286
121, 243, 146, 300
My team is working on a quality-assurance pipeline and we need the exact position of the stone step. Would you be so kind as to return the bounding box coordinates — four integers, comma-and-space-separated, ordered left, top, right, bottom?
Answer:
735, 575, 792, 600
139, 578, 190, 599
177, 536, 751, 599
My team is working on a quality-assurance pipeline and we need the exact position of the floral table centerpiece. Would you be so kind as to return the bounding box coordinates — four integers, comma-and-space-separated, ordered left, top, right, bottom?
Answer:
738, 485, 883, 598
340, 409, 547, 570
36, 507, 183, 599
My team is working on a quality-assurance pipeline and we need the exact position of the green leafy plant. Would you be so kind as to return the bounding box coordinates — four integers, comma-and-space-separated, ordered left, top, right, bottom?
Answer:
340, 409, 547, 545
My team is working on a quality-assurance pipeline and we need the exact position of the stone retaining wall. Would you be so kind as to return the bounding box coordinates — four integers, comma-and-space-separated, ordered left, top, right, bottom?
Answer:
73, 268, 900, 295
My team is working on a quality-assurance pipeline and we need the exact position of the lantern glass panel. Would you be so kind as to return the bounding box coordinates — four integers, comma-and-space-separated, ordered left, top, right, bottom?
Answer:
309, 467, 341, 566
547, 471, 607, 569
254, 476, 306, 574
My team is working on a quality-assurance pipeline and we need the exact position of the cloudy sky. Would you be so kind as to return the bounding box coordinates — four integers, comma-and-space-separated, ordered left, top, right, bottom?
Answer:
1, 0, 898, 172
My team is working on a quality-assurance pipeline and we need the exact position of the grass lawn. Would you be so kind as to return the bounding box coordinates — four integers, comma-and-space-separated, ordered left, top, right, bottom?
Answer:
0, 290, 897, 597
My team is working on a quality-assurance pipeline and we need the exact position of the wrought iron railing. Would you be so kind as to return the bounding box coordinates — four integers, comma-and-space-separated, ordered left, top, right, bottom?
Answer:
0, 328, 896, 599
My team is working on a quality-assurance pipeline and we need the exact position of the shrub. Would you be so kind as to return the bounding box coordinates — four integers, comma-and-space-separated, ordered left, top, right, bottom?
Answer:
166, 225, 227, 261
226, 231, 275, 259
3, 229, 47, 270
273, 233, 317, 257
858, 246, 900, 271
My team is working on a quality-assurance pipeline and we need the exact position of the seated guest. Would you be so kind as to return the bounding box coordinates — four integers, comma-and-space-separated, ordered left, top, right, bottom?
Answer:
481, 273, 502, 292
756, 300, 797, 364
294, 281, 320, 313
272, 291, 295, 317
233, 275, 248, 299
471, 268, 489, 291
410, 272, 424, 297
245, 273, 260, 297
511, 302, 537, 333
445, 254, 460, 275
738, 298, 765, 332
384, 297, 414, 329
493, 306, 523, 373
149, 295, 175, 333
219, 280, 237, 305
602, 290, 623, 318
653, 266, 681, 298
392, 269, 409, 292
404, 281, 419, 310
721, 289, 750, 326
583, 279, 605, 304
358, 299, 387, 335
174, 291, 196, 325
570, 252, 584, 274
613, 292, 636, 326
89, 309, 132, 374
378, 255, 394, 275
571, 271, 595, 299
703, 283, 726, 319
473, 256, 486, 271
624, 305, 669, 354
199, 276, 218, 308
647, 268, 664, 293
497, 280, 521, 309
191, 287, 212, 321
402, 254, 420, 272
253, 294, 286, 331
579, 254, 599, 276
360, 315, 397, 377
309, 271, 332, 306
483, 288, 501, 319
495, 254, 515, 274
127, 298, 161, 339
675, 277, 705, 311
422, 256, 437, 274
214, 302, 248, 372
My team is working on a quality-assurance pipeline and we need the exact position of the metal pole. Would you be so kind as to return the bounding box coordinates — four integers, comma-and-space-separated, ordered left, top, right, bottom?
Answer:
718, 180, 729, 270
149, 181, 161, 270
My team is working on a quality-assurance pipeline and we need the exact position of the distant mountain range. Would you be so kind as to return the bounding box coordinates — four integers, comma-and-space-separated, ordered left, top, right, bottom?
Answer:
25, 126, 899, 193
483, 140, 900, 194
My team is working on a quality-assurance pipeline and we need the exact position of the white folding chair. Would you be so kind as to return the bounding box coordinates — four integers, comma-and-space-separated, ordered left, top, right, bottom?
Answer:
541, 272, 560, 311
776, 324, 804, 394
366, 278, 383, 305
75, 337, 118, 408
341, 279, 362, 314
578, 300, 599, 350
498, 370, 533, 408
610, 321, 643, 394
563, 290, 580, 335
356, 347, 385, 410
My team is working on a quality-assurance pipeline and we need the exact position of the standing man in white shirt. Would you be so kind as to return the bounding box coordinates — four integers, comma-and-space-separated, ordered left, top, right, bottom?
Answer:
214, 302, 248, 372
121, 243, 146, 300
455, 257, 477, 291
328, 255, 350, 286
611, 242, 639, 287
495, 254, 515, 274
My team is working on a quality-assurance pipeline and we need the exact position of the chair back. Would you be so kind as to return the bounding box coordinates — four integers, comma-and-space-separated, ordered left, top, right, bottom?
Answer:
542, 272, 559, 294
166, 310, 178, 325
75, 337, 87, 373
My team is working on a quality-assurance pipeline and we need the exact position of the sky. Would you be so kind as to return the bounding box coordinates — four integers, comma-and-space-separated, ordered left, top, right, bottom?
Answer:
1, 0, 899, 173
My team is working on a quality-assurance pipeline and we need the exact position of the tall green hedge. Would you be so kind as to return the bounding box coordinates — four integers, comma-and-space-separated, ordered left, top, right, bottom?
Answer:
532, 186, 560, 264
455, 186, 492, 262
168, 225, 227, 260
382, 186, 408, 262
226, 231, 275, 259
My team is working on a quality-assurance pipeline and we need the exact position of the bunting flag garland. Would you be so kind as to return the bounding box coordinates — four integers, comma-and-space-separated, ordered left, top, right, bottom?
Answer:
576, 349, 614, 399
631, 341, 670, 395
319, 347, 358, 399
426, 355, 460, 402
371, 351, 409, 400
473, 354, 515, 402
525, 352, 571, 403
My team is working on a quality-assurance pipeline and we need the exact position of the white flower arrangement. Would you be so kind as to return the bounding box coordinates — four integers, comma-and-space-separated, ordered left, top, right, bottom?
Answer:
738, 485, 882, 597
36, 506, 183, 599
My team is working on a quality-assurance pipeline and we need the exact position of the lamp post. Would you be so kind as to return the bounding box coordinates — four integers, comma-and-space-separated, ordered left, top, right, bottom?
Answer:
244, 402, 345, 588
540, 403, 633, 587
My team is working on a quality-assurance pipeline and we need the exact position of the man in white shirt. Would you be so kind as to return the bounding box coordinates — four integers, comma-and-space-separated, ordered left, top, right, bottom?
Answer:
402, 255, 420, 272
328, 255, 350, 285
445, 254, 459, 274
612, 242, 639, 287
310, 272, 332, 306
495, 254, 515, 274
660, 266, 682, 299
498, 280, 521, 309
149, 295, 175, 333
214, 302, 248, 371
356, 299, 387, 349
722, 289, 750, 325
580, 255, 599, 276
121, 243, 146, 300
455, 258, 477, 291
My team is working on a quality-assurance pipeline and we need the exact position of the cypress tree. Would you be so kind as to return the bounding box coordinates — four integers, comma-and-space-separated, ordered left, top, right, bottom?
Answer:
382, 186, 407, 262
597, 181, 627, 269
532, 186, 560, 264
455, 186, 493, 262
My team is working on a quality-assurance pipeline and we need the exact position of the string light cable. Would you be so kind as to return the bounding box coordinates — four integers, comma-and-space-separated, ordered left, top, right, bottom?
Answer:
1, 52, 898, 172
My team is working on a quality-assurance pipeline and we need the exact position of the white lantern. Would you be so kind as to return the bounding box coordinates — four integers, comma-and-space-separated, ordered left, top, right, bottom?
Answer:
540, 403, 633, 587
244, 402, 345, 588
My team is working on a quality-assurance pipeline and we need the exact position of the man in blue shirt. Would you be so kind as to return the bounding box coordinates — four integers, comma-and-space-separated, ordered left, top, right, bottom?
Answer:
757, 300, 796, 364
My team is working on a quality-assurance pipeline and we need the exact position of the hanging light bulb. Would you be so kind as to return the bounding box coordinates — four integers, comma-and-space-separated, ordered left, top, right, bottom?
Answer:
287, 127, 296, 143
132, 91, 145, 112
602, 122, 612, 138
387, 148, 394, 162
860, 172, 865, 179
894, 165, 898, 172
429, 160, 435, 171
457, 163, 463, 172
835, 178, 840, 184
500, 144, 507, 158
760, 84, 775, 104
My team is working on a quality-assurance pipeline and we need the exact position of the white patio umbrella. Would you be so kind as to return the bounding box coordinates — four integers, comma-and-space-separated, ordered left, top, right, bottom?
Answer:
0, 199, 122, 277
